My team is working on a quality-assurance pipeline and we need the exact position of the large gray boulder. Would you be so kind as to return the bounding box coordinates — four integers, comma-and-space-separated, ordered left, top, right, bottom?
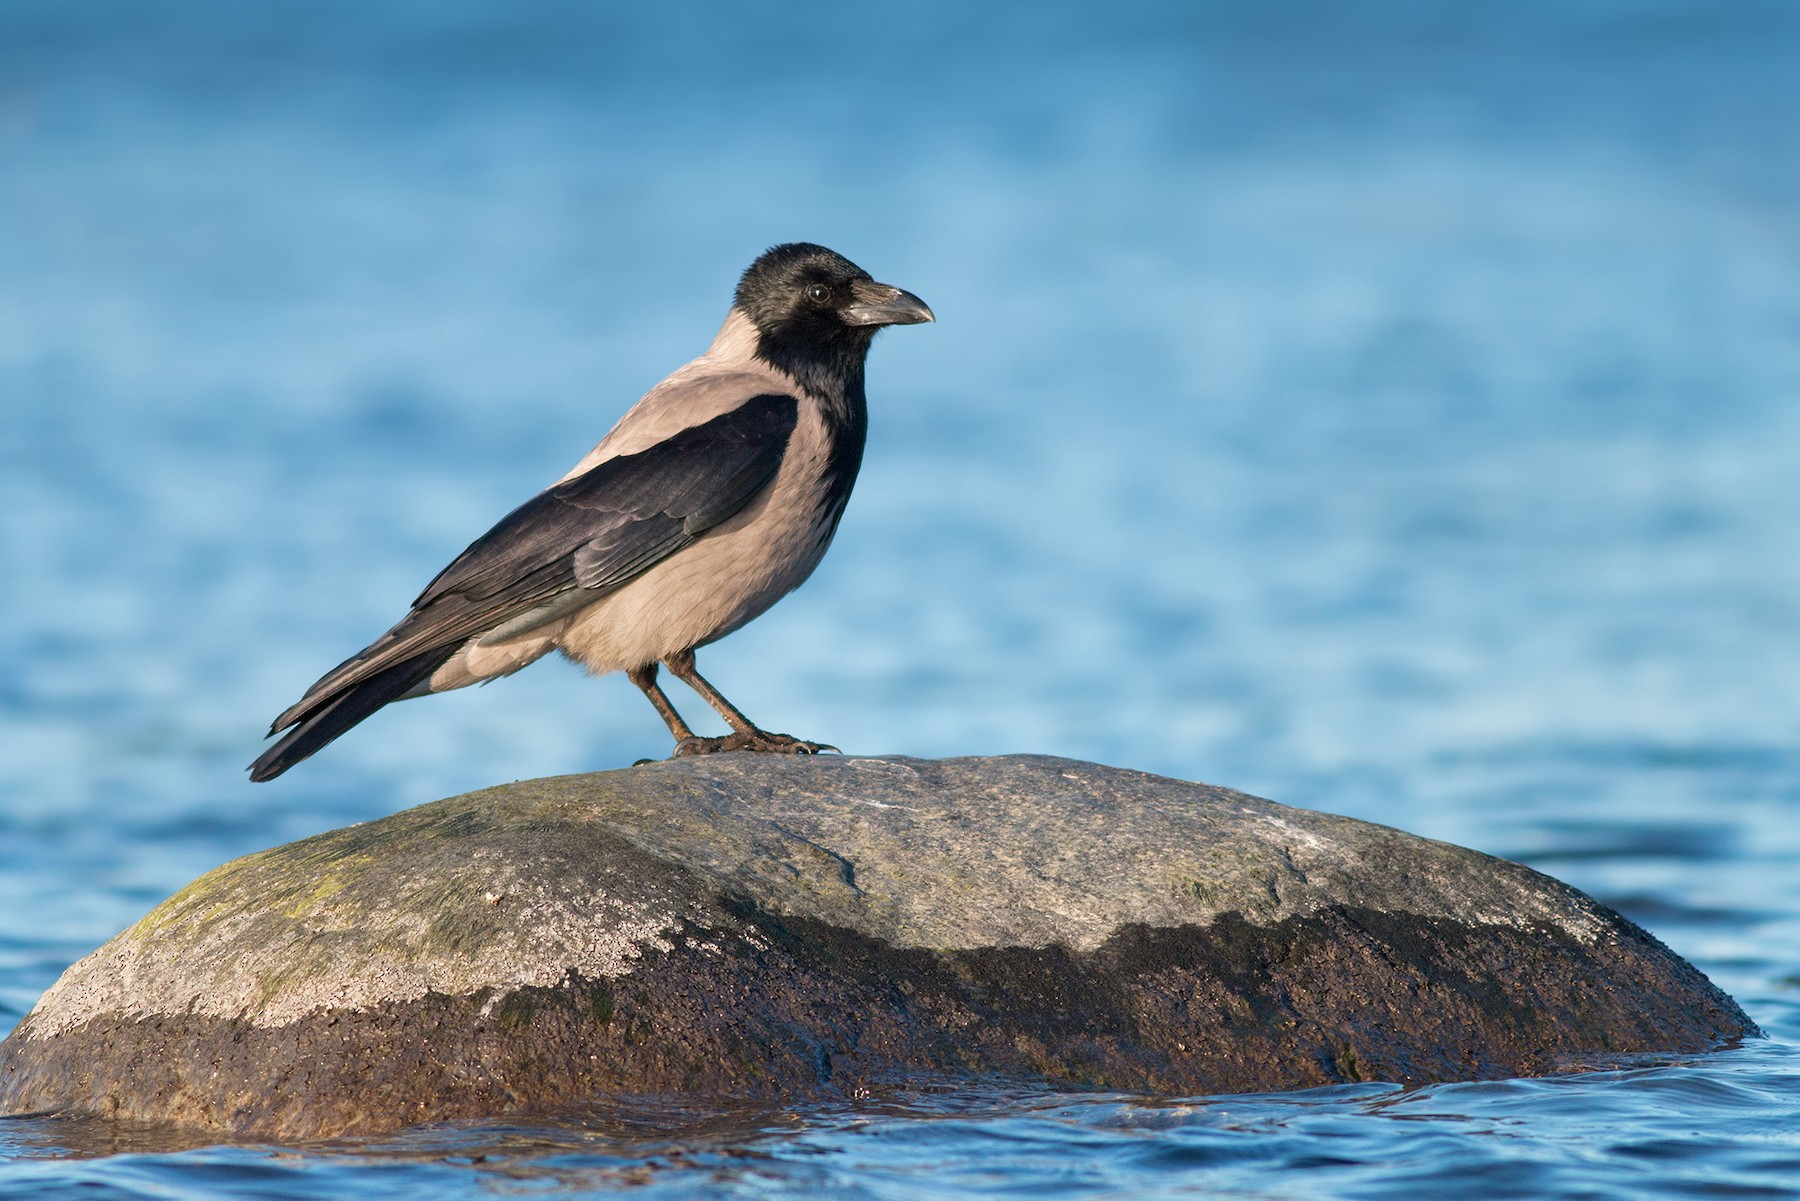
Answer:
0, 755, 1753, 1138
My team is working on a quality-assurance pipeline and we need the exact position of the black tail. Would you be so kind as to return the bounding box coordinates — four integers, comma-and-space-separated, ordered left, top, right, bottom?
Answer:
248, 649, 455, 782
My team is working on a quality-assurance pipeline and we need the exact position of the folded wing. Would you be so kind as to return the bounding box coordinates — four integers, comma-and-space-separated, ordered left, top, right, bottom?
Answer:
248, 392, 799, 780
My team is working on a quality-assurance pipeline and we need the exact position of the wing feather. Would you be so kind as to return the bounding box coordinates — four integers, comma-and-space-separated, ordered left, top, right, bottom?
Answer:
271, 392, 799, 733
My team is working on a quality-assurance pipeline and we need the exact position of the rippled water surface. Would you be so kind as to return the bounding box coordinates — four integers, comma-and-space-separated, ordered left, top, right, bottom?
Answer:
3, 2, 1799, 1196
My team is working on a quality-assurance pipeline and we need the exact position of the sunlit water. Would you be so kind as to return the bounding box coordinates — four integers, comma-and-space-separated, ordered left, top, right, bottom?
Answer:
3, 2, 1799, 1197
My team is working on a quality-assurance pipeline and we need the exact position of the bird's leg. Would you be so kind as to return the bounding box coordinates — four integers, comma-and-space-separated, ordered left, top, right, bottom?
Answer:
627, 663, 697, 743
661, 648, 837, 757
664, 649, 757, 734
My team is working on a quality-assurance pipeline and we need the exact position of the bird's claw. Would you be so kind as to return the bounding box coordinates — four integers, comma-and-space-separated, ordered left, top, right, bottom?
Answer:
673, 730, 839, 758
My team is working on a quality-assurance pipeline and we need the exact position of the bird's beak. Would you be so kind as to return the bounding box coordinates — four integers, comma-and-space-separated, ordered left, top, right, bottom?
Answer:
843, 280, 935, 327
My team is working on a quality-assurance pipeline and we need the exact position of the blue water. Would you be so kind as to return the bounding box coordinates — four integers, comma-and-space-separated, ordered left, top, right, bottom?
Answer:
4, 1, 1799, 1196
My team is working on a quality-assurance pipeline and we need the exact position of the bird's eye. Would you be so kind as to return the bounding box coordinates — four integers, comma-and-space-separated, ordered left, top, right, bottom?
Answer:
805, 283, 832, 304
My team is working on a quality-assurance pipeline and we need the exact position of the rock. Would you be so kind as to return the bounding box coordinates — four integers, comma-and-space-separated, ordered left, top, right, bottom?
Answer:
0, 755, 1754, 1138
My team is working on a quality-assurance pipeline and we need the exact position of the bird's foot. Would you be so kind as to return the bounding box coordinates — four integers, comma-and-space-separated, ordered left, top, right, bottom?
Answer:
672, 729, 838, 758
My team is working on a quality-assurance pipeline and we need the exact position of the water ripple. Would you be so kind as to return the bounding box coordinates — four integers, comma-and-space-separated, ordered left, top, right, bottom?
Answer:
4, 0, 1800, 1197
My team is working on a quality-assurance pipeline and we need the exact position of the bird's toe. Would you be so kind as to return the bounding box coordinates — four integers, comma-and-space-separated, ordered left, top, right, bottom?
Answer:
670, 730, 837, 757
741, 731, 835, 755
671, 735, 731, 758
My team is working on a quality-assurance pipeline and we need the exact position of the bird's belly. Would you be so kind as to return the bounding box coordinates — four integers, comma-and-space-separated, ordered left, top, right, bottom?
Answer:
552, 480, 840, 674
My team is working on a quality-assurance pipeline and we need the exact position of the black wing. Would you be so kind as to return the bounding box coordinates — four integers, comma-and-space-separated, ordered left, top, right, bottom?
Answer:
413, 392, 800, 610
255, 392, 799, 764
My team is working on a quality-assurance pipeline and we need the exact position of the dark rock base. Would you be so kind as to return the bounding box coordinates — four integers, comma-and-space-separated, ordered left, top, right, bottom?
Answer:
2, 899, 1752, 1139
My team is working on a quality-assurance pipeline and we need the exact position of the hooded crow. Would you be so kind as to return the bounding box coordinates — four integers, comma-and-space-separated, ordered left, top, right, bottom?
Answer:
248, 243, 932, 782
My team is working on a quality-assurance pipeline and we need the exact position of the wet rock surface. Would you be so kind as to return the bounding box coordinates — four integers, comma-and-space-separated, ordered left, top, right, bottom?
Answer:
0, 755, 1755, 1138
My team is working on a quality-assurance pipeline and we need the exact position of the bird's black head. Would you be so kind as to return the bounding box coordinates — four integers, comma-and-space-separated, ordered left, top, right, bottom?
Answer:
734, 242, 932, 399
